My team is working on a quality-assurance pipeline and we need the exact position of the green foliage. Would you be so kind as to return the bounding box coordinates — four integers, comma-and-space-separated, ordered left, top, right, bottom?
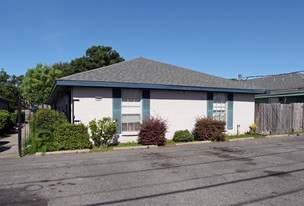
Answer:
173, 130, 194, 142
29, 118, 35, 134
138, 116, 168, 145
52, 62, 72, 78
24, 129, 58, 154
89, 117, 118, 147
165, 139, 177, 146
249, 123, 258, 134
10, 110, 25, 126
32, 108, 68, 133
54, 123, 91, 150
69, 45, 124, 75
51, 45, 124, 78
226, 134, 264, 140
22, 63, 62, 106
193, 118, 226, 142
20, 45, 123, 108
25, 110, 90, 154
0, 68, 23, 111
24, 109, 69, 155
0, 110, 10, 134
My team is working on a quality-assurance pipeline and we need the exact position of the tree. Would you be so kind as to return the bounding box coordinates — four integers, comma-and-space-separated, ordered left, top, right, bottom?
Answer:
22, 64, 61, 106
69, 45, 124, 75
52, 62, 72, 78
0, 68, 23, 111
51, 45, 124, 77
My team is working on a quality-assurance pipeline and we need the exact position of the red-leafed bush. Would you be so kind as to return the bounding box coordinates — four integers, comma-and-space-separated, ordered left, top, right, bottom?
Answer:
193, 117, 226, 142
138, 116, 168, 145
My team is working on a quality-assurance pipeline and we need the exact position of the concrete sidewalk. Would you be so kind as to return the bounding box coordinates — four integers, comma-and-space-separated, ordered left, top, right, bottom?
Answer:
0, 123, 29, 158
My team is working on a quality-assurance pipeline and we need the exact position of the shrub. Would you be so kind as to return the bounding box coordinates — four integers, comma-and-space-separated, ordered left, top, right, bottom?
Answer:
32, 108, 68, 133
10, 110, 25, 126
29, 118, 35, 134
89, 117, 117, 147
10, 111, 17, 126
193, 117, 226, 142
54, 123, 91, 150
0, 110, 10, 134
173, 130, 194, 142
249, 123, 258, 134
138, 116, 167, 145
0, 110, 16, 134
24, 129, 58, 154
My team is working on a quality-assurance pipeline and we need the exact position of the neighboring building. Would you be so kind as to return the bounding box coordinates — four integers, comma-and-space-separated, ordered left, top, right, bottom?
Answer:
48, 57, 265, 142
0, 96, 13, 111
246, 72, 304, 104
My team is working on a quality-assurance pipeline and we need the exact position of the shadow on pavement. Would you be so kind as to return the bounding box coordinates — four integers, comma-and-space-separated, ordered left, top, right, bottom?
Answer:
0, 146, 11, 153
0, 141, 9, 146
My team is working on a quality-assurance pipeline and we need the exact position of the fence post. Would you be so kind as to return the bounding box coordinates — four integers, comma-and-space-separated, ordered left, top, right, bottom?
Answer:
18, 92, 22, 157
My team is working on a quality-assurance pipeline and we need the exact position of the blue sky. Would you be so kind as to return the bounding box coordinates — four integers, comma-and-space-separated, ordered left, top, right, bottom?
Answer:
1, 0, 303, 79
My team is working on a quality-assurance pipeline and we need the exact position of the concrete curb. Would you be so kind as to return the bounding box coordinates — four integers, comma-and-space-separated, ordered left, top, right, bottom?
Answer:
35, 149, 91, 156
175, 141, 212, 146
228, 137, 255, 142
266, 133, 304, 138
113, 145, 158, 151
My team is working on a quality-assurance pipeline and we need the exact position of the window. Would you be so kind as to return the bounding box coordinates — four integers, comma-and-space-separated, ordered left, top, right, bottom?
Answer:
121, 89, 141, 132
213, 93, 226, 122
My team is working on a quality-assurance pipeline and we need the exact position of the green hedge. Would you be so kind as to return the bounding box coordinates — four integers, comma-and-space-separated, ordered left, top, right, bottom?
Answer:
54, 123, 91, 150
25, 109, 70, 154
0, 110, 10, 134
27, 129, 59, 154
32, 108, 68, 133
10, 110, 25, 126
173, 130, 194, 142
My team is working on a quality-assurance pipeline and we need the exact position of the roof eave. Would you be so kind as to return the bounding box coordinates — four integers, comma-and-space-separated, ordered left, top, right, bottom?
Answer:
59, 80, 265, 93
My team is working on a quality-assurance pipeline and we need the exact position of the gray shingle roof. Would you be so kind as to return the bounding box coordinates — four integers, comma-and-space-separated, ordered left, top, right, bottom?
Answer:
246, 72, 304, 95
59, 57, 262, 90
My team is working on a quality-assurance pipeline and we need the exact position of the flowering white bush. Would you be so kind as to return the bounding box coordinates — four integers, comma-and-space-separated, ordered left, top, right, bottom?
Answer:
89, 117, 118, 147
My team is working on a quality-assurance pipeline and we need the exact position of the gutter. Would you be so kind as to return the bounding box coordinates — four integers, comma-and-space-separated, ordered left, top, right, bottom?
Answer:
48, 80, 267, 103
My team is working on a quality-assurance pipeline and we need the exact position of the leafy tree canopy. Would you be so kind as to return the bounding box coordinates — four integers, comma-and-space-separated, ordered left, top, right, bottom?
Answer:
68, 45, 124, 76
22, 64, 61, 106
52, 62, 72, 78
0, 68, 23, 111
20, 44, 124, 107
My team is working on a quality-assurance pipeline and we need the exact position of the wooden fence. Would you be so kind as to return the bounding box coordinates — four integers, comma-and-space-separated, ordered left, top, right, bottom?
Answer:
255, 103, 304, 135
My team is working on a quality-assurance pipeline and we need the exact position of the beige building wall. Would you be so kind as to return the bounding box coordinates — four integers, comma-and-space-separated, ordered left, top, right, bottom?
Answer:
228, 93, 255, 135
72, 87, 113, 126
70, 87, 256, 142
150, 90, 207, 139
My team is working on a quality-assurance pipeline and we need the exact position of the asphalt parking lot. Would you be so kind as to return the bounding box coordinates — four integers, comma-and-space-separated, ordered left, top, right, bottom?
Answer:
0, 135, 304, 206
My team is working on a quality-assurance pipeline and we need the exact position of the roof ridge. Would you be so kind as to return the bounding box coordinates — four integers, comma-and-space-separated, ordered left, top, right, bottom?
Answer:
59, 58, 141, 80
138, 57, 238, 83
296, 72, 304, 80
248, 71, 304, 80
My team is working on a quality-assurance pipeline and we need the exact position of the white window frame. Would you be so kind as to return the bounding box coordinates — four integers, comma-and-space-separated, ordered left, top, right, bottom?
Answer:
121, 89, 142, 134
213, 93, 227, 122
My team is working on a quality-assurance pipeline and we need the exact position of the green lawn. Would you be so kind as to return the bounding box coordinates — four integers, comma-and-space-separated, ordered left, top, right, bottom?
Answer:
90, 135, 267, 153
91, 142, 143, 152
225, 134, 265, 140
